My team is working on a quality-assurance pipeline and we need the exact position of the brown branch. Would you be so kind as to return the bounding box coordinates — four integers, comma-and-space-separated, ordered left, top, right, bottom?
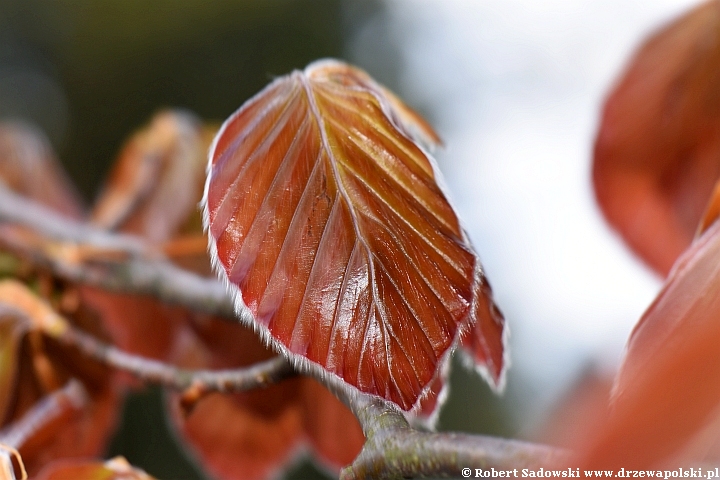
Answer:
0, 289, 294, 415
343, 397, 567, 479
0, 186, 567, 478
0, 183, 146, 256
320, 366, 568, 479
0, 184, 235, 318
54, 322, 295, 394
0, 380, 87, 450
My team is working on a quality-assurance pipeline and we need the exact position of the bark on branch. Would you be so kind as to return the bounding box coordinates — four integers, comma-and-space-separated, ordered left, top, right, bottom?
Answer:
324, 380, 568, 479
57, 322, 295, 394
0, 184, 235, 318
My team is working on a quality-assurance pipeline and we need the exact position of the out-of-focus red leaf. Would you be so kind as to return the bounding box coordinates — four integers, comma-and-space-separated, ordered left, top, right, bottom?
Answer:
573, 219, 720, 469
593, 0, 720, 275
204, 59, 505, 410
0, 315, 26, 422
82, 110, 213, 360
34, 456, 157, 480
535, 368, 613, 449
90, 110, 209, 241
170, 389, 305, 480
167, 315, 364, 480
299, 378, 366, 470
0, 281, 122, 476
78, 289, 186, 361
698, 177, 720, 235
0, 122, 84, 219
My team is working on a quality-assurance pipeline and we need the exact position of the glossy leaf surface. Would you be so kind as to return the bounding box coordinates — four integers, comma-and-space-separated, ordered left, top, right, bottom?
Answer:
593, 0, 720, 275
204, 59, 505, 410
86, 113, 365, 479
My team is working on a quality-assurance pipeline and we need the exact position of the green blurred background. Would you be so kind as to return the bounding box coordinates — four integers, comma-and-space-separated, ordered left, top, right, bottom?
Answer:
0, 1, 516, 478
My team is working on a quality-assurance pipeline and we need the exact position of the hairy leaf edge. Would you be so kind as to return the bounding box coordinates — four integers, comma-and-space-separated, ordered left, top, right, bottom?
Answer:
201, 59, 508, 418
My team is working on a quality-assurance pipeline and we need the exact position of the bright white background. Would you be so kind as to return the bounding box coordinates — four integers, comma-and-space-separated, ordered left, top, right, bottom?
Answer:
350, 0, 699, 430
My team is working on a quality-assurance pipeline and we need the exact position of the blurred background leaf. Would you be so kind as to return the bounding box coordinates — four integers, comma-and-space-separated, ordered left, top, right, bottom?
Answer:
0, 0, 387, 201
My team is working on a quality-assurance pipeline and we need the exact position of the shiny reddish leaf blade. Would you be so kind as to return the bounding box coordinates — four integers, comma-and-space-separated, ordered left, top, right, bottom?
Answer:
204, 59, 505, 410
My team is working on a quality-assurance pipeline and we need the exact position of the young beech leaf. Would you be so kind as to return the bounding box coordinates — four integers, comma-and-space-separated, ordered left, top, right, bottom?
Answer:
84, 111, 366, 479
0, 122, 84, 220
593, 0, 720, 276
203, 59, 506, 410
574, 219, 720, 469
91, 110, 210, 241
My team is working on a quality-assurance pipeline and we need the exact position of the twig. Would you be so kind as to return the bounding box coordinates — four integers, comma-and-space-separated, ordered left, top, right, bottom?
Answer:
0, 183, 146, 256
0, 185, 235, 318
342, 397, 567, 479
320, 369, 568, 479
55, 322, 295, 393
0, 380, 87, 450
0, 288, 294, 414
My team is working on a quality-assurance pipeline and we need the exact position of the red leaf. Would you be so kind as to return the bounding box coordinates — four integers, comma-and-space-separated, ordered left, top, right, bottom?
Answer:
574, 220, 720, 468
78, 288, 188, 360
593, 0, 720, 275
90, 110, 210, 241
169, 389, 305, 480
460, 278, 506, 387
204, 59, 505, 410
0, 122, 84, 220
166, 316, 364, 480
299, 378, 366, 470
0, 281, 121, 476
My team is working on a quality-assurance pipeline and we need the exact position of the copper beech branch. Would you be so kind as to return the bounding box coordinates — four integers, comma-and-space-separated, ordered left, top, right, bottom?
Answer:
56, 323, 295, 395
0, 380, 86, 480
0, 380, 87, 451
324, 379, 569, 479
0, 183, 235, 318
0, 186, 568, 478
